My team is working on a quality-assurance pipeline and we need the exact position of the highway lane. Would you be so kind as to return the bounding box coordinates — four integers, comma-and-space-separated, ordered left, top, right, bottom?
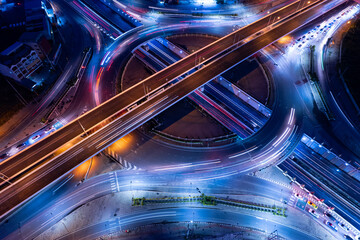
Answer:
279, 159, 360, 230
295, 144, 360, 206
79, 0, 136, 32
134, 40, 256, 137
0, 0, 346, 220
292, 145, 360, 227
203, 81, 267, 128
57, 207, 330, 240
188, 90, 253, 138
71, 0, 122, 39
137, 39, 262, 136
0, 0, 326, 189
0, 171, 309, 239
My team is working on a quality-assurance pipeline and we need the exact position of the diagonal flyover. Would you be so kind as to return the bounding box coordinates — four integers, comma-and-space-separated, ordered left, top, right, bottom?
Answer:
0, 0, 327, 190
0, 0, 347, 220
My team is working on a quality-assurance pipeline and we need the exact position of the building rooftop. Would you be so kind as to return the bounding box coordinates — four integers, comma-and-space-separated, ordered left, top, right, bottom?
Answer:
0, 41, 32, 66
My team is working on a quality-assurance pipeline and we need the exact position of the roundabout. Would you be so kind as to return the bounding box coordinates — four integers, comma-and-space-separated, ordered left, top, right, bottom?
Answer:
91, 22, 304, 178
1, 0, 359, 239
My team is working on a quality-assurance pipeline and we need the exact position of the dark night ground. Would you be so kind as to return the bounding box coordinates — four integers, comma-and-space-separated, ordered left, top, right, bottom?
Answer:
341, 19, 360, 108
0, 76, 30, 126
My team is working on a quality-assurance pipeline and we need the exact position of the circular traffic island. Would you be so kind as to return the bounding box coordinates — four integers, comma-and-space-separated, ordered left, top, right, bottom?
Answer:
120, 34, 271, 148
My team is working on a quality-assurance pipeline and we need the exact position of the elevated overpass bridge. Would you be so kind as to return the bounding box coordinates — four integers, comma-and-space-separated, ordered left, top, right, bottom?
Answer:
0, 0, 348, 221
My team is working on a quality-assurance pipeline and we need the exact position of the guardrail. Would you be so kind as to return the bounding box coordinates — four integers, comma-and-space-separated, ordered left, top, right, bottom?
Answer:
301, 134, 360, 181
308, 45, 335, 120
215, 77, 272, 118
43, 47, 93, 122
132, 194, 286, 217
148, 124, 238, 147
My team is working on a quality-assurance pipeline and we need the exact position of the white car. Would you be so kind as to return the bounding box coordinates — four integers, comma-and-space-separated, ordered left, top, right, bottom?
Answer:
295, 193, 304, 200
45, 126, 55, 134
31, 135, 41, 141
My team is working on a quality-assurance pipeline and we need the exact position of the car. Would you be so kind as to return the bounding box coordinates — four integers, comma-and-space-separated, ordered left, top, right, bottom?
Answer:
324, 212, 337, 222
31, 135, 41, 141
298, 44, 302, 48
338, 222, 350, 232
307, 200, 318, 209
344, 235, 354, 240
308, 209, 319, 218
326, 221, 338, 231
295, 193, 304, 200
0, 153, 8, 160
45, 126, 55, 134
16, 143, 26, 149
